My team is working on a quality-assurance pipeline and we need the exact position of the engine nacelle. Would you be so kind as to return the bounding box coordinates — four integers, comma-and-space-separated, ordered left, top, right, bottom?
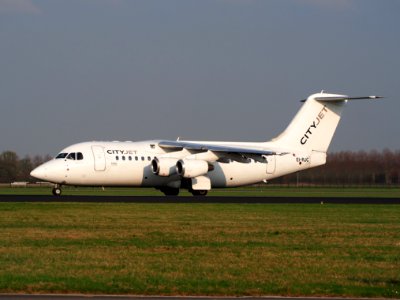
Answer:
176, 159, 214, 178
151, 157, 178, 177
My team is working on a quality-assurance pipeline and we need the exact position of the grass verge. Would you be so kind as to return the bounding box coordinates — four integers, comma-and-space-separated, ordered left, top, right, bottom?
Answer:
0, 202, 399, 297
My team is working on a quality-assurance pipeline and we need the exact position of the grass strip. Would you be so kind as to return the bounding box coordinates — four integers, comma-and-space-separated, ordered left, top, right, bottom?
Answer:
0, 202, 399, 297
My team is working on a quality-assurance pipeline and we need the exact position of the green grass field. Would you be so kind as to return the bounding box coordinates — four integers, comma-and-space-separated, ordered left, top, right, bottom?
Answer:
0, 202, 399, 297
1, 185, 400, 197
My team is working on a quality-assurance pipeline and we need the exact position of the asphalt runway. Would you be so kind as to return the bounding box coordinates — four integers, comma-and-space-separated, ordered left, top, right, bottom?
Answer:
0, 296, 393, 300
0, 195, 399, 204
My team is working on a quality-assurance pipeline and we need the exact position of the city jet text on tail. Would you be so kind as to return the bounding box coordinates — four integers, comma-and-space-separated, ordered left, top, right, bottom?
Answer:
30, 92, 382, 196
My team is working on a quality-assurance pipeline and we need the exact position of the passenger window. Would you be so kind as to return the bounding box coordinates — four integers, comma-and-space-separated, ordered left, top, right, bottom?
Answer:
147, 156, 151, 161
129, 156, 132, 161
122, 156, 125, 161
141, 156, 145, 161
116, 156, 119, 161
77, 152, 84, 160
135, 156, 138, 161
66, 153, 76, 160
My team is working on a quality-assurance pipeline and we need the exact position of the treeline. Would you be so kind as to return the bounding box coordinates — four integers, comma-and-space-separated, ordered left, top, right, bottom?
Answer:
275, 149, 400, 186
1, 150, 400, 185
0, 151, 52, 183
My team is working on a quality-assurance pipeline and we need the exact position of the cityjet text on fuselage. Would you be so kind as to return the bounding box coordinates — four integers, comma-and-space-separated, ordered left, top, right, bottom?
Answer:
106, 149, 137, 155
300, 106, 328, 145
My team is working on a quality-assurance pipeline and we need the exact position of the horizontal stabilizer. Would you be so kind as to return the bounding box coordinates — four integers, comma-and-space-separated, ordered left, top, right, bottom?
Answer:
301, 95, 383, 103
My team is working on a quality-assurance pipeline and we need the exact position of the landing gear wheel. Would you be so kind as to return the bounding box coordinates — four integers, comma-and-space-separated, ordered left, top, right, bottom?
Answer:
160, 187, 180, 196
52, 187, 62, 196
191, 190, 208, 196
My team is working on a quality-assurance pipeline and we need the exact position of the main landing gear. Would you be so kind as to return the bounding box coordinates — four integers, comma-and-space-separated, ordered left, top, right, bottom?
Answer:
160, 187, 180, 196
52, 185, 62, 196
159, 187, 208, 196
190, 189, 208, 196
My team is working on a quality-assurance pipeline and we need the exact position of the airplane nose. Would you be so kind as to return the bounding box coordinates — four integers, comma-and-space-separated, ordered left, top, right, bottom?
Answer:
30, 166, 47, 181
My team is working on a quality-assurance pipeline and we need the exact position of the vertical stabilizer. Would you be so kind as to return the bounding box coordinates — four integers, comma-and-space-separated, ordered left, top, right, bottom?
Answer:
270, 93, 347, 153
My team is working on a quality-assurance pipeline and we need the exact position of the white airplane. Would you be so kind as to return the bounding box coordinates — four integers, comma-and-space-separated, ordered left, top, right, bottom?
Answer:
30, 92, 381, 196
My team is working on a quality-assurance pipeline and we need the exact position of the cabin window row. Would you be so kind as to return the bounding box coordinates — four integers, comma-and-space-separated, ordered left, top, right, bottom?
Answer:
115, 156, 154, 161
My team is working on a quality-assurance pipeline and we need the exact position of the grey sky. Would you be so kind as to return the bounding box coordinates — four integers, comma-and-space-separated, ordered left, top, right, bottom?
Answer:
0, 0, 399, 157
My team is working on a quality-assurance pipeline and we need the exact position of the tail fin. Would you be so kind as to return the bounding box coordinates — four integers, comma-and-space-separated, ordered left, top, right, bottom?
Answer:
270, 92, 381, 153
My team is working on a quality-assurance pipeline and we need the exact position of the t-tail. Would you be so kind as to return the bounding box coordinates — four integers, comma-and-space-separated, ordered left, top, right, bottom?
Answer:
270, 92, 382, 153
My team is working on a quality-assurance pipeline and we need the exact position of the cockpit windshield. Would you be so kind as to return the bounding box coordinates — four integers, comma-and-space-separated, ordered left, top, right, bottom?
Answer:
56, 153, 68, 159
66, 153, 76, 160
55, 152, 84, 160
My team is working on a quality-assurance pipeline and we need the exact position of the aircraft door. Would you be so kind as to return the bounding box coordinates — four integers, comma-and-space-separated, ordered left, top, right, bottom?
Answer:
92, 146, 106, 171
266, 155, 276, 174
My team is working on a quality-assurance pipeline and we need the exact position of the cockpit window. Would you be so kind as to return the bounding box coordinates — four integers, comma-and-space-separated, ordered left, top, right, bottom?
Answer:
66, 153, 76, 160
56, 152, 84, 160
56, 153, 68, 159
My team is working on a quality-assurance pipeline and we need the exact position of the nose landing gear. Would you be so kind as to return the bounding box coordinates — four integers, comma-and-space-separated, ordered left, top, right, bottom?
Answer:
52, 185, 62, 196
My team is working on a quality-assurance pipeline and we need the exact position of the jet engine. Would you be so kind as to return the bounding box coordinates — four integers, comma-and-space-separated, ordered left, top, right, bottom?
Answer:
151, 157, 178, 177
176, 159, 214, 178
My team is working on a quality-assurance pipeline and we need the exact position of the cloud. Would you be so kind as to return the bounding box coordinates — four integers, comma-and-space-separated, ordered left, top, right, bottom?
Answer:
0, 0, 41, 14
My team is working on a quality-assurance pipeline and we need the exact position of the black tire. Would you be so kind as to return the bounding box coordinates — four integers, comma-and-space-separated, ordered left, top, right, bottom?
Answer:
191, 190, 208, 196
160, 187, 179, 196
52, 187, 62, 196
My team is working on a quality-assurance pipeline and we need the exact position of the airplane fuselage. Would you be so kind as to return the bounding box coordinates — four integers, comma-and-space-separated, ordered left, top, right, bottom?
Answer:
32, 140, 324, 189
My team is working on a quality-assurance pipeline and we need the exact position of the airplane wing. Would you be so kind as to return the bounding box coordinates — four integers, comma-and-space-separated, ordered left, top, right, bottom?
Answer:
158, 140, 286, 163
158, 140, 275, 155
